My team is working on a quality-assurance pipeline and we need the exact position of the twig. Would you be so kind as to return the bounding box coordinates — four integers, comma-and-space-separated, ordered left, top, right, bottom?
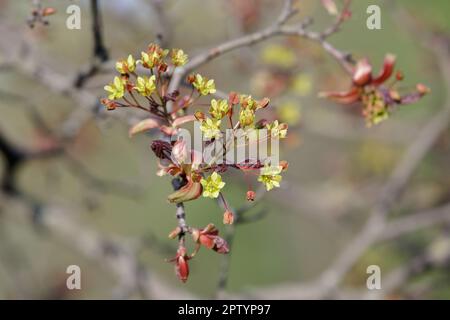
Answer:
241, 34, 450, 299
166, 0, 353, 112
74, 0, 109, 88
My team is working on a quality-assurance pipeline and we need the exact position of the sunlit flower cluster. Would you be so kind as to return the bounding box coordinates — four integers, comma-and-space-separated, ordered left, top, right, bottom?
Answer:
100, 43, 289, 283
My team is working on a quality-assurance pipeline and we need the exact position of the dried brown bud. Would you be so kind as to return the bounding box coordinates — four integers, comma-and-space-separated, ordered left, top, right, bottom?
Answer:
158, 63, 168, 73
194, 110, 206, 121
187, 74, 195, 84
280, 160, 289, 171
255, 119, 269, 129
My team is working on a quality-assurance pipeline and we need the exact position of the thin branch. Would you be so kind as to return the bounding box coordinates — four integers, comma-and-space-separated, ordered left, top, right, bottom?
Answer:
241, 35, 450, 299
166, 1, 353, 112
74, 0, 109, 88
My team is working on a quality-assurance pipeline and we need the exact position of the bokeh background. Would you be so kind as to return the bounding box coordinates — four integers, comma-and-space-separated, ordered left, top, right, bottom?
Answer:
0, 0, 449, 299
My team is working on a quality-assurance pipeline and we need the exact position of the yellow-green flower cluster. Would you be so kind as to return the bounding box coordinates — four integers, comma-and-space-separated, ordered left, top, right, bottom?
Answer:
200, 118, 222, 140
209, 99, 229, 120
200, 172, 226, 198
193, 74, 216, 96
102, 43, 191, 106
239, 108, 255, 128
258, 164, 283, 191
266, 120, 288, 139
171, 49, 188, 67
104, 76, 125, 100
139, 43, 169, 69
237, 95, 269, 128
134, 75, 156, 97
116, 54, 136, 74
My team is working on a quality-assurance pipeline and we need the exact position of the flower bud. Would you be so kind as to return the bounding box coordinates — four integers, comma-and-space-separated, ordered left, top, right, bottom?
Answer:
416, 83, 430, 95
194, 110, 206, 121
101, 98, 117, 111
246, 190, 255, 201
280, 160, 289, 171
223, 210, 234, 225
187, 74, 195, 84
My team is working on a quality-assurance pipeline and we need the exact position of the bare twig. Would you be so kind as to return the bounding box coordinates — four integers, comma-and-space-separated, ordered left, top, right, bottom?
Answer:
74, 0, 109, 88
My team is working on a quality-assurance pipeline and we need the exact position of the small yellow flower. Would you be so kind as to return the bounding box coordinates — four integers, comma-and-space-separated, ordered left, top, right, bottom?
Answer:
134, 75, 156, 97
200, 117, 221, 140
239, 108, 255, 127
139, 44, 169, 69
116, 54, 136, 74
240, 95, 256, 110
266, 120, 288, 139
200, 172, 226, 198
258, 164, 283, 191
209, 99, 229, 120
193, 74, 216, 96
104, 76, 125, 100
171, 49, 188, 67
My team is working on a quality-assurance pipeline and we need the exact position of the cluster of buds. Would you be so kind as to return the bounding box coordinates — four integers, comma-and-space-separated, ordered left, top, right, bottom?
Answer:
320, 54, 429, 126
101, 43, 288, 282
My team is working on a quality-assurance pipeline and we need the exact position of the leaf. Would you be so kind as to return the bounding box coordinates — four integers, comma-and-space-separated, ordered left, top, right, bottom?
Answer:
129, 118, 161, 137
173, 115, 196, 128
168, 179, 202, 203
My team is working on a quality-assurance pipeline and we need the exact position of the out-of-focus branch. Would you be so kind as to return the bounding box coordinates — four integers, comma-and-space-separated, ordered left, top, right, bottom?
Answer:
215, 185, 266, 298
381, 204, 450, 241
236, 34, 450, 299
167, 0, 353, 112
74, 0, 109, 88
150, 0, 173, 47
1, 195, 195, 299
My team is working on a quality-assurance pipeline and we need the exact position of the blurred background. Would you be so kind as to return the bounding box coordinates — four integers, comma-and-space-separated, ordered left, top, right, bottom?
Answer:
0, 0, 449, 299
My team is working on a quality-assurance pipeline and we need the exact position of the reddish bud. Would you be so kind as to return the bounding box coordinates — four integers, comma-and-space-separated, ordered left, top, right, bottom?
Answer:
187, 74, 195, 84
229, 91, 240, 105
101, 98, 117, 111
158, 63, 168, 73
194, 110, 206, 121
172, 247, 190, 283
192, 224, 229, 254
280, 160, 289, 171
223, 210, 234, 225
395, 71, 404, 81
42, 7, 56, 16
255, 119, 269, 129
246, 190, 255, 201
416, 83, 430, 95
